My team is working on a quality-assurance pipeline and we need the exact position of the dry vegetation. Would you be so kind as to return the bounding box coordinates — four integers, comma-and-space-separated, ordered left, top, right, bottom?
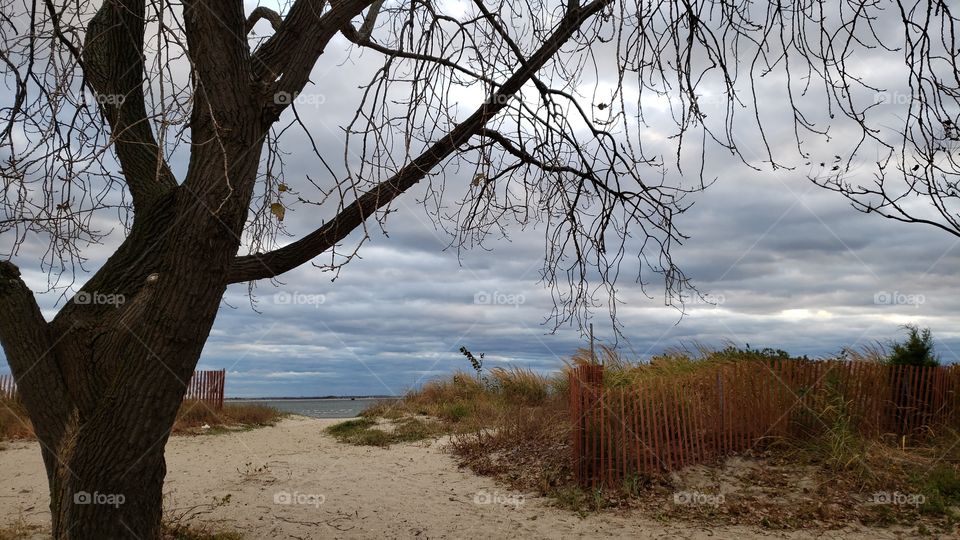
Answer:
0, 399, 285, 442
0, 515, 40, 540
171, 401, 286, 435
0, 399, 33, 441
343, 343, 960, 534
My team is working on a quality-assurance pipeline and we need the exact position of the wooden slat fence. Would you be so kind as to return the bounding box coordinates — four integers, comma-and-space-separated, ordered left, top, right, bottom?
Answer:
0, 373, 16, 401
183, 369, 227, 409
570, 361, 960, 487
0, 369, 226, 409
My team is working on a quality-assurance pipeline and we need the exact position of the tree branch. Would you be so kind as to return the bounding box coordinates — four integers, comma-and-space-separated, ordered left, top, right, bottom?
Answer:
227, 0, 611, 283
246, 6, 283, 34
252, 0, 374, 116
0, 262, 70, 462
80, 0, 178, 212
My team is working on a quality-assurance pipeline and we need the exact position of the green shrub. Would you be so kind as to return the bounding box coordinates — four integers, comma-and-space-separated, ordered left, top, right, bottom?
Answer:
886, 325, 939, 367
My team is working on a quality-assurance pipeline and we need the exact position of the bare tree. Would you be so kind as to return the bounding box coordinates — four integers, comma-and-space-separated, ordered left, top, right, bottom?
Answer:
0, 0, 954, 537
809, 3, 960, 239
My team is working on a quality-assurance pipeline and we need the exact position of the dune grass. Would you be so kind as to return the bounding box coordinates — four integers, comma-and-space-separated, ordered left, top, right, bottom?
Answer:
352, 342, 960, 531
172, 401, 286, 434
362, 366, 555, 425
325, 416, 445, 447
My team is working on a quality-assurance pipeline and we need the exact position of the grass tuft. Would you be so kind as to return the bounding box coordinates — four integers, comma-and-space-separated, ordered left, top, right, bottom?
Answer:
325, 416, 443, 447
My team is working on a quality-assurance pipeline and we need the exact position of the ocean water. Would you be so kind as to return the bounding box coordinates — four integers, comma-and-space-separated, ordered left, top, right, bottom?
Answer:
231, 398, 393, 418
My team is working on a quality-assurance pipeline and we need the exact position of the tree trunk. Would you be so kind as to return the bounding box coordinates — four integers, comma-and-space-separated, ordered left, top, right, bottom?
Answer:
49, 426, 169, 538
0, 148, 259, 538
0, 261, 223, 538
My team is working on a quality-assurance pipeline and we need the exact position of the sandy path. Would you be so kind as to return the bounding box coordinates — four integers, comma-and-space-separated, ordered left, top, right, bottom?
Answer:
0, 416, 914, 539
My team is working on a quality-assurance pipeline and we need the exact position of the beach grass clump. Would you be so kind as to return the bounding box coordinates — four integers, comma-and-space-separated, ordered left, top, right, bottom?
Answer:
488, 367, 549, 405
172, 401, 286, 434
331, 365, 552, 448
326, 417, 377, 438
391, 417, 444, 442
325, 416, 443, 447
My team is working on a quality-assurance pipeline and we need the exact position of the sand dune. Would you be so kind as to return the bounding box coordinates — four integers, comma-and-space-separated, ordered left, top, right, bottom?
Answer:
0, 416, 911, 539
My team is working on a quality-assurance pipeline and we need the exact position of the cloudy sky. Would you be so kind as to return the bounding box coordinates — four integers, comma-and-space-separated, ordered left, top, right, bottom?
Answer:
2, 1, 958, 397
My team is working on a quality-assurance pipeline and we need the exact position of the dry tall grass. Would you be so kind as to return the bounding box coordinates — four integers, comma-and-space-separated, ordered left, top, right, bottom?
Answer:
0, 400, 284, 441
172, 401, 285, 434
0, 398, 33, 440
562, 342, 802, 388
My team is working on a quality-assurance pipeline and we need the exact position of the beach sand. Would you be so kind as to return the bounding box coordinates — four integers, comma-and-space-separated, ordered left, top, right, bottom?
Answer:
0, 416, 911, 539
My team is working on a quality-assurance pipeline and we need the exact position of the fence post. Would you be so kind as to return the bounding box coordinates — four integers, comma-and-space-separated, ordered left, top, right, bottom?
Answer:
571, 364, 604, 487
218, 369, 226, 409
